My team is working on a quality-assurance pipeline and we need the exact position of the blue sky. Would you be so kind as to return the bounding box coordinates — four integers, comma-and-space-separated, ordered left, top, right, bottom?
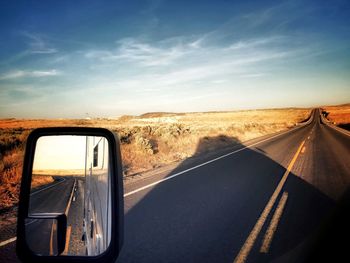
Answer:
0, 0, 349, 118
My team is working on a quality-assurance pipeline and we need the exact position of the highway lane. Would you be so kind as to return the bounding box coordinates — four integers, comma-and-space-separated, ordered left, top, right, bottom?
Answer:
118, 109, 350, 263
26, 177, 75, 256
1, 109, 349, 262
0, 177, 76, 261
29, 177, 75, 214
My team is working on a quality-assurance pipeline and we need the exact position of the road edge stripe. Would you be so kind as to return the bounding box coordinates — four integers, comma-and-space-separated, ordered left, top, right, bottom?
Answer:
49, 219, 56, 255
30, 178, 66, 196
0, 237, 17, 247
124, 123, 310, 197
65, 179, 76, 216
62, 226, 72, 255
319, 109, 350, 137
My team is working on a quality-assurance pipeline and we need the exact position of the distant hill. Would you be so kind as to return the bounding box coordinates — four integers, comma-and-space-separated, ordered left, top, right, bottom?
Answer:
324, 103, 350, 107
337, 103, 350, 107
139, 112, 186, 118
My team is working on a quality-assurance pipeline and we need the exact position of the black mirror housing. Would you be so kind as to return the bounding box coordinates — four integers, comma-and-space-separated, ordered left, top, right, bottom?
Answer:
16, 127, 124, 263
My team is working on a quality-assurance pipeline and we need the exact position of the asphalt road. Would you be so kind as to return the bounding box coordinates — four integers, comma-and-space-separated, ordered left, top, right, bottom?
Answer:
26, 177, 75, 256
1, 109, 349, 262
117, 109, 350, 263
29, 177, 75, 214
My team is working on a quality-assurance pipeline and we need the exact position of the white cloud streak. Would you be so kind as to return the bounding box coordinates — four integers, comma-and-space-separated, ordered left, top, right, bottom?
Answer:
80, 34, 299, 94
85, 38, 190, 66
0, 69, 61, 80
22, 32, 58, 54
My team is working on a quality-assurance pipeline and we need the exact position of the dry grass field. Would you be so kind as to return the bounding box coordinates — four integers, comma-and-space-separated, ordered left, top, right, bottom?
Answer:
0, 129, 29, 211
0, 108, 310, 211
322, 104, 350, 130
30, 175, 54, 189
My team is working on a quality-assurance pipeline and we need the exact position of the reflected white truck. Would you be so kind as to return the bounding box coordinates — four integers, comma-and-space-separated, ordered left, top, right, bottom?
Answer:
83, 136, 111, 256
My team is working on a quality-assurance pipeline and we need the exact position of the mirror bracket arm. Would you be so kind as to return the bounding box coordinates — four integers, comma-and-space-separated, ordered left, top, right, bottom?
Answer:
27, 213, 67, 256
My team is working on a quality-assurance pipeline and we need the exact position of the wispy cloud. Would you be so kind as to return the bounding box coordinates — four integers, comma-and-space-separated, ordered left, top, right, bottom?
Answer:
83, 33, 296, 74
21, 32, 58, 54
227, 36, 287, 50
0, 69, 61, 80
79, 33, 300, 93
240, 73, 267, 78
0, 32, 59, 66
84, 37, 200, 66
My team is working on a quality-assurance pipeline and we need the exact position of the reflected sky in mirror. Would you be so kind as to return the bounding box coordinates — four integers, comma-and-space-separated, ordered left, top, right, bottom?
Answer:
33, 136, 86, 171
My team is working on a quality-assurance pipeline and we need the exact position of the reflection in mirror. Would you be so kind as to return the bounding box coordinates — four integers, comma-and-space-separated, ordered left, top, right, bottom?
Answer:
26, 135, 111, 257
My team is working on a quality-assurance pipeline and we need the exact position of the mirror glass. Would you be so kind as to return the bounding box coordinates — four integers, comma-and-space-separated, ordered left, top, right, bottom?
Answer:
25, 135, 111, 256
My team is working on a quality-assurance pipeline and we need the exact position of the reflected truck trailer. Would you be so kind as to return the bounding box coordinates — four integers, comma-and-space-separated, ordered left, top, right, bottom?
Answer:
83, 136, 111, 256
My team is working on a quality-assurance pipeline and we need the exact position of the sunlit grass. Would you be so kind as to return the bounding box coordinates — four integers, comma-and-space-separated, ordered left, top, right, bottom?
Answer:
0, 107, 310, 210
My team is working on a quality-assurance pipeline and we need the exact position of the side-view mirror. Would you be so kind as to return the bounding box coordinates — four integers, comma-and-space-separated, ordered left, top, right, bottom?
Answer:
16, 127, 124, 263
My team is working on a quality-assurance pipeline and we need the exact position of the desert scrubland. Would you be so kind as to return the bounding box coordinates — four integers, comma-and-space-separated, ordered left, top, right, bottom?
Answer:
0, 108, 311, 211
322, 104, 350, 130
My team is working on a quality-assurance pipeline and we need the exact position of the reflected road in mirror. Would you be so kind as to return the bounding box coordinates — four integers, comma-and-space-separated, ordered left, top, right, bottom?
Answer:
25, 135, 111, 257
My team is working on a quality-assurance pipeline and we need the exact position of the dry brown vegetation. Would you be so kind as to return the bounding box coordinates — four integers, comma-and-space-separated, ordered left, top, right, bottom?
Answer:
30, 175, 54, 189
0, 108, 310, 211
322, 104, 350, 130
117, 108, 310, 175
0, 129, 29, 211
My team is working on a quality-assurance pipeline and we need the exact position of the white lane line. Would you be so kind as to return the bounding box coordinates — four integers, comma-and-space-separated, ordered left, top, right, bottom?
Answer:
260, 191, 289, 253
30, 178, 66, 196
24, 218, 38, 226
319, 109, 350, 137
124, 121, 310, 198
0, 237, 17, 247
326, 123, 350, 137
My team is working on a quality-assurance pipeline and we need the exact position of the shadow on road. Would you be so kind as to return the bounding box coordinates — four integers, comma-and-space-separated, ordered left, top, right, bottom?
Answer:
118, 135, 337, 263
1, 133, 347, 262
